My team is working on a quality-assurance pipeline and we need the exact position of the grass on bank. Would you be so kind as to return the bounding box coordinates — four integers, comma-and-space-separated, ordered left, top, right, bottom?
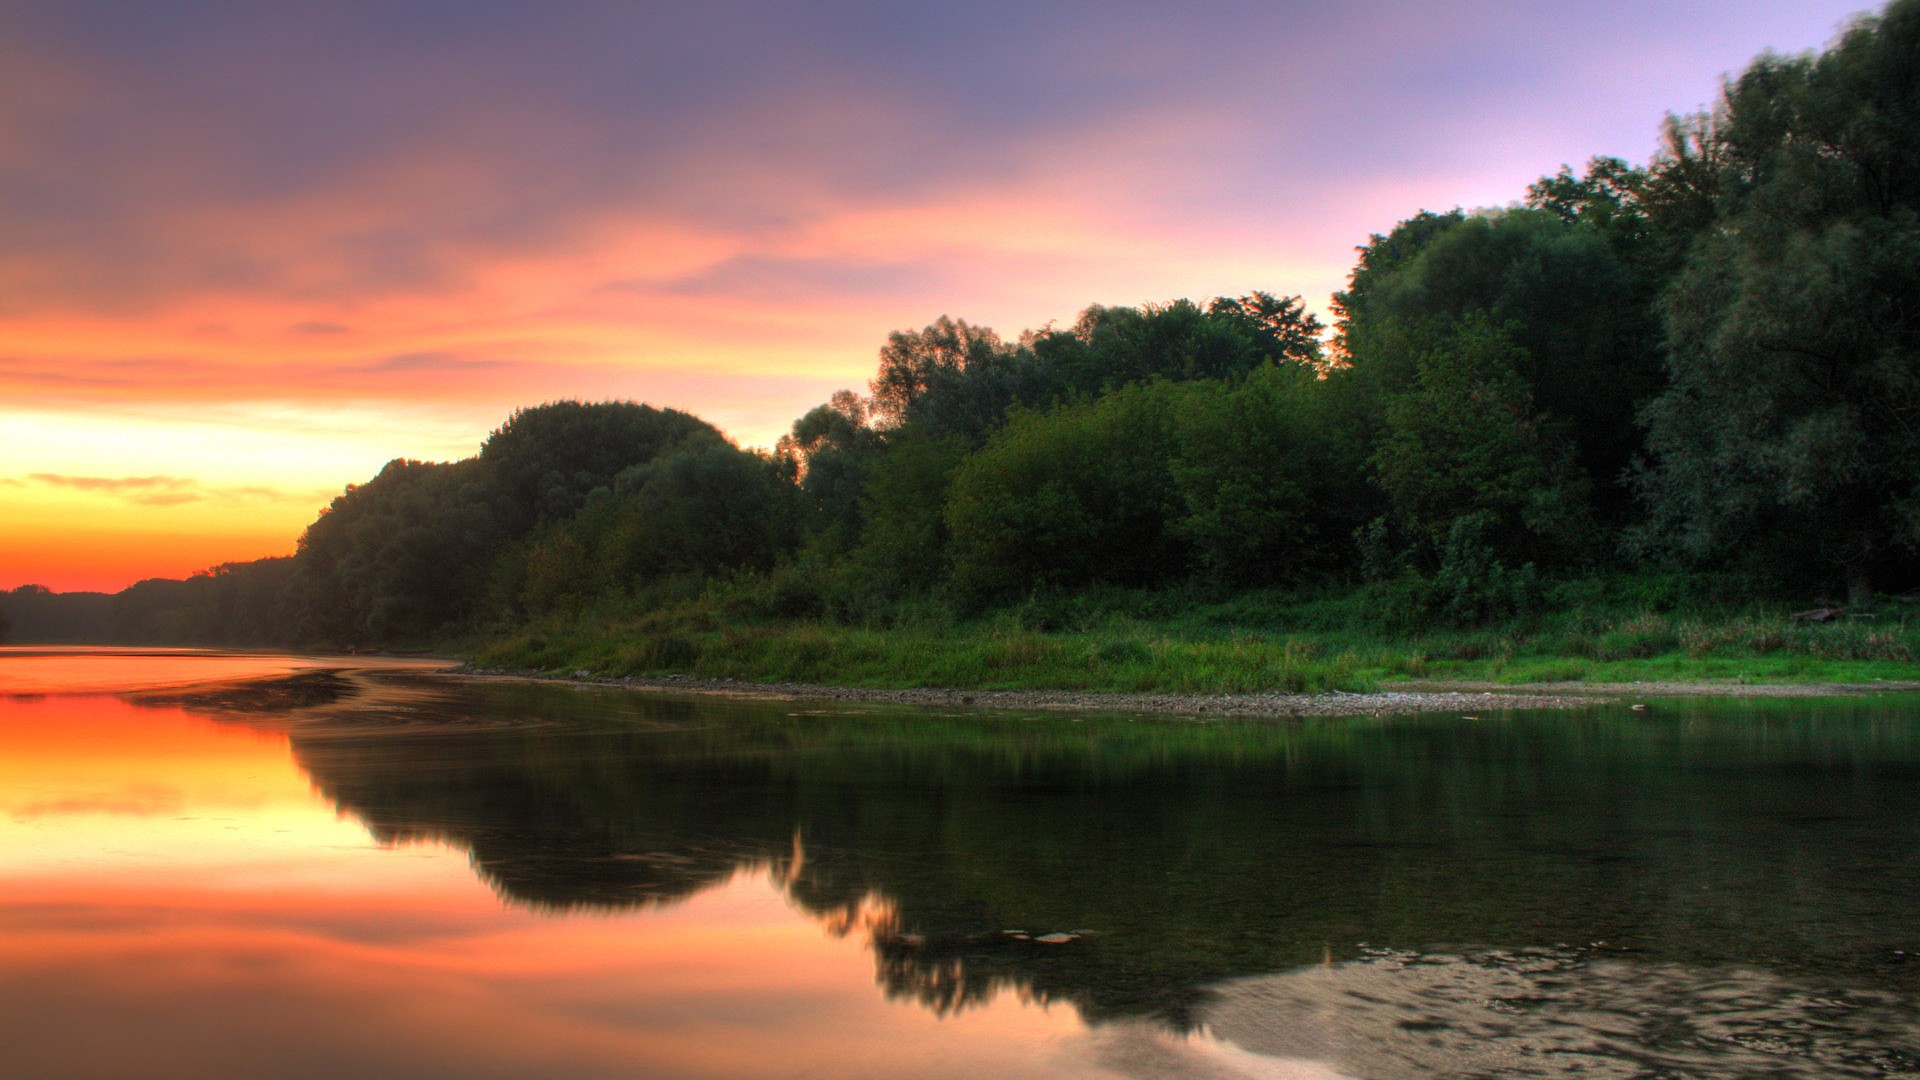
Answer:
469, 572, 1920, 694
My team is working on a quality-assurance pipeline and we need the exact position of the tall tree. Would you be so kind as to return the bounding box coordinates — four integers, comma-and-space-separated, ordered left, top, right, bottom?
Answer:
850, 424, 971, 596
866, 316, 1017, 438
1334, 205, 1663, 533
776, 390, 881, 548
944, 383, 1183, 600
1633, 0, 1920, 603
289, 458, 491, 642
607, 438, 800, 583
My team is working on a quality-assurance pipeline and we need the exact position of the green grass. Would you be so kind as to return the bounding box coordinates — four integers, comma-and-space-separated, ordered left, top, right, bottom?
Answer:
479, 616, 1377, 693
469, 576, 1920, 695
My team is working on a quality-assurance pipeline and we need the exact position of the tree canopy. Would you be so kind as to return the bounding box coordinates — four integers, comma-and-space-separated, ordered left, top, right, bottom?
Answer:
1632, 0, 1920, 602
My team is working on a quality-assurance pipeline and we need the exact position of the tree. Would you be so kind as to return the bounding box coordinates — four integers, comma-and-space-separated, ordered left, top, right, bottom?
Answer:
289, 458, 494, 642
110, 558, 296, 645
850, 424, 971, 596
607, 438, 800, 583
1633, 0, 1920, 603
1372, 317, 1589, 564
1166, 360, 1365, 585
865, 297, 1323, 451
944, 384, 1182, 600
943, 365, 1362, 598
1333, 206, 1663, 532
776, 390, 881, 548
1205, 291, 1328, 370
1032, 297, 1319, 393
867, 316, 1017, 437
0, 584, 113, 642
479, 400, 718, 532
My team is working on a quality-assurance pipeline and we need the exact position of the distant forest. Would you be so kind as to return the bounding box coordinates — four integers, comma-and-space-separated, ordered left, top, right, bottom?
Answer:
7, 2, 1919, 648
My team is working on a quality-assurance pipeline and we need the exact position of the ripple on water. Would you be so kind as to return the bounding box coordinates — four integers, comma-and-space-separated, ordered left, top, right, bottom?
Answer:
1199, 947, 1920, 1079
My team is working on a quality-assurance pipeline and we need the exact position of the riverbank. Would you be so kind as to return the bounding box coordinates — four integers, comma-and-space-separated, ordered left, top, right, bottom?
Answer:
469, 585, 1920, 707
448, 665, 1920, 719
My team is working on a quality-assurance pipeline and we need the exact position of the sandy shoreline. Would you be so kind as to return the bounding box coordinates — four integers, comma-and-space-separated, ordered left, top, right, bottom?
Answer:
444, 666, 1920, 719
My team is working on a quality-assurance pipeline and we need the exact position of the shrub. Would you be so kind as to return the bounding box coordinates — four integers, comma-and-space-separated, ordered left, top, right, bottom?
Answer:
1434, 512, 1542, 626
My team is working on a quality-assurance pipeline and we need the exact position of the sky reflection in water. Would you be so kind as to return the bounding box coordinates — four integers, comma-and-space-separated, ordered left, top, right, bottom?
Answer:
0, 652, 1262, 1079
2, 649, 1919, 1078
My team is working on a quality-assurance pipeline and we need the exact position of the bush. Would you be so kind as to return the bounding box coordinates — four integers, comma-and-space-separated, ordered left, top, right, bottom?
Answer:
1434, 512, 1541, 626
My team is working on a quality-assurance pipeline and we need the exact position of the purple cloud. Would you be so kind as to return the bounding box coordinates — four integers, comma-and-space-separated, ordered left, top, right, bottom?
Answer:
0, 1, 1873, 317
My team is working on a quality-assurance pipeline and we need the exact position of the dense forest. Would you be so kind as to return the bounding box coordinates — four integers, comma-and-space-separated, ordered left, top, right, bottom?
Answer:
9, 3, 1919, 662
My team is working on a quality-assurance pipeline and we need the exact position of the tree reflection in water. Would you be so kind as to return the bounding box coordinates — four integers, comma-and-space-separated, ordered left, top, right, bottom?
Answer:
199, 672, 1920, 1036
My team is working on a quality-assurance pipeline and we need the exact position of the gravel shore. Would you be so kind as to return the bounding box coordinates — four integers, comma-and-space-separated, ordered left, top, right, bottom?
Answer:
446, 667, 1919, 718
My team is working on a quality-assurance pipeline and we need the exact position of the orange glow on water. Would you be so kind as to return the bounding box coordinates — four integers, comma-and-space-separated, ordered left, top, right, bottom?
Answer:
0, 872, 1105, 1080
0, 654, 1169, 1078
0, 648, 400, 695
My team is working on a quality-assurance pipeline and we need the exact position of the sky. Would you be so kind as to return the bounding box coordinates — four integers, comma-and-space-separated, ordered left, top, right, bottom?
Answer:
0, 0, 1879, 592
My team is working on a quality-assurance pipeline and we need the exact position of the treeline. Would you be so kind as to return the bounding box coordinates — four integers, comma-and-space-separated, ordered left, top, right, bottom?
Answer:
3, 561, 295, 645
8, 1, 1918, 647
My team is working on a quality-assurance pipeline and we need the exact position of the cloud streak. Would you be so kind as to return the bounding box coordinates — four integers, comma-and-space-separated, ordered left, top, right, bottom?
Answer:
18, 473, 325, 508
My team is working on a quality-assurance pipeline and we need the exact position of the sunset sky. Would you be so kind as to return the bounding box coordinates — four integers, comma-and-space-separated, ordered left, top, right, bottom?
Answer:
0, 1, 1875, 592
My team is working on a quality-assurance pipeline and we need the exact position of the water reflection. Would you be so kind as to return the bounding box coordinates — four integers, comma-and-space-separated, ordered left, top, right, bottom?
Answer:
279, 675, 1920, 1029
4, 660, 1203, 1080
7, 654, 1920, 1078
0, 645, 426, 696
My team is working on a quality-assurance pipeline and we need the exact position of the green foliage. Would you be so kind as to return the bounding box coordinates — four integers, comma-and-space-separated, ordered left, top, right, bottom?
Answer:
480, 400, 719, 532
776, 390, 880, 549
1527, 156, 1646, 235
1015, 294, 1324, 417
281, 399, 737, 643
1335, 202, 1665, 532
1633, 0, 1920, 603
851, 424, 971, 597
1046, 296, 1322, 387
944, 364, 1365, 601
946, 383, 1182, 600
499, 437, 802, 619
609, 438, 799, 581
476, 571, 1920, 692
3, 564, 297, 646
514, 526, 594, 616
1354, 517, 1396, 582
1204, 292, 1328, 368
0, 584, 112, 642
866, 315, 1020, 440
1164, 360, 1367, 584
289, 458, 494, 642
1430, 513, 1543, 626
1371, 317, 1589, 563
1358, 512, 1545, 632
862, 296, 1324, 450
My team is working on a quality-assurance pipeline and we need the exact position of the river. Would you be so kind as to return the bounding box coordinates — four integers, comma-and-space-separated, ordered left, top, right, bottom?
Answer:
2, 647, 1917, 1078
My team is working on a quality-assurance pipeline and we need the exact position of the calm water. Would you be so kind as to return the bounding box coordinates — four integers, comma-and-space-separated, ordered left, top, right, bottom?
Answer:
4, 649, 1920, 1078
